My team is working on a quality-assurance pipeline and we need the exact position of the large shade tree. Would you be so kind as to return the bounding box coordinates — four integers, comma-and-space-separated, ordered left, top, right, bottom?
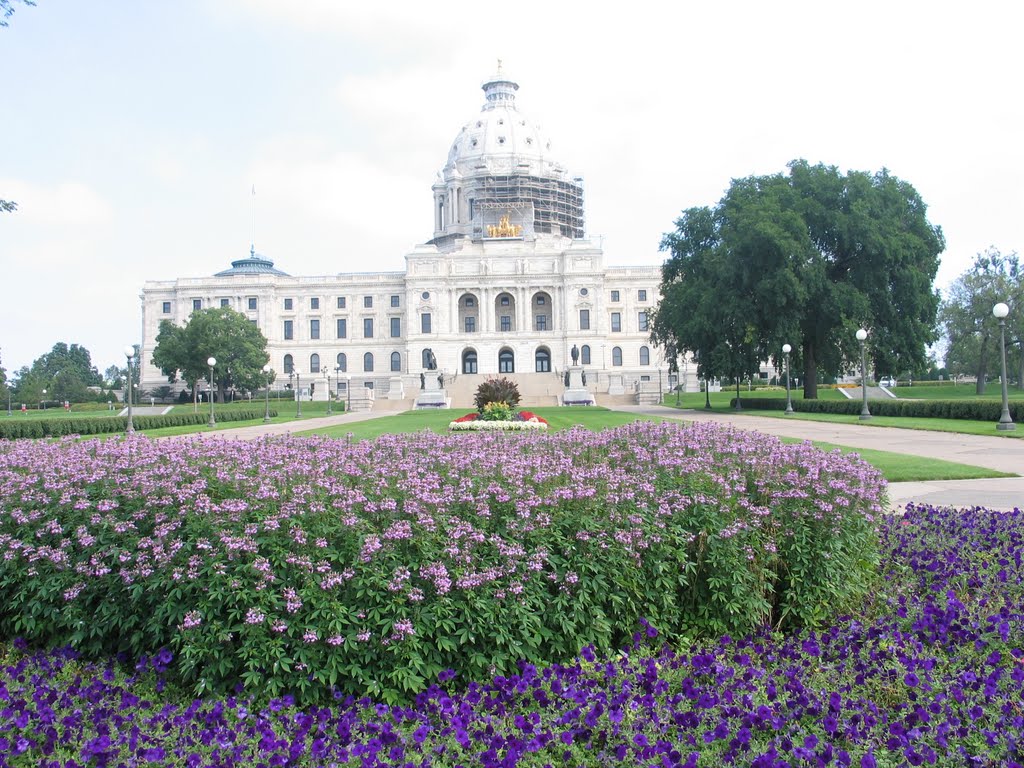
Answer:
939, 249, 1022, 392
653, 160, 944, 398
152, 308, 270, 402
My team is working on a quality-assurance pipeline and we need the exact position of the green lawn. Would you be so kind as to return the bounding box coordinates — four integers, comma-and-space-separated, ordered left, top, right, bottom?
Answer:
295, 406, 659, 441
785, 439, 1015, 483
886, 383, 1024, 400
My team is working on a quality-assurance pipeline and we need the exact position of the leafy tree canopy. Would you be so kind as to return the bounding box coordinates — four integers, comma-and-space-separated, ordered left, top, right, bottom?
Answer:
652, 160, 944, 398
152, 308, 270, 401
0, 0, 35, 27
939, 248, 1022, 392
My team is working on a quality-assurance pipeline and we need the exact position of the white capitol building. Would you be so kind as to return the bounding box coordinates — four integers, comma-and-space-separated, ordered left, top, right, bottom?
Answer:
139, 68, 693, 408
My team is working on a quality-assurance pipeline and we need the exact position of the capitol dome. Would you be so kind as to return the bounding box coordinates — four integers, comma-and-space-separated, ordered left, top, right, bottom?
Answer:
430, 66, 585, 247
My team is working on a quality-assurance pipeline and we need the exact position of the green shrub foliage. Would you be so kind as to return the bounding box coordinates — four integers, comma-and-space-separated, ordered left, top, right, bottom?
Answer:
731, 397, 1023, 421
0, 423, 883, 703
473, 377, 521, 413
0, 410, 275, 439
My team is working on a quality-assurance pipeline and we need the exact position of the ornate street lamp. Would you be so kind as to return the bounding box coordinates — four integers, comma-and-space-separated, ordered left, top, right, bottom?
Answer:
782, 343, 794, 415
207, 356, 217, 427
123, 345, 136, 433
325, 369, 333, 416
993, 302, 1016, 431
294, 368, 302, 417
856, 329, 871, 420
262, 363, 272, 423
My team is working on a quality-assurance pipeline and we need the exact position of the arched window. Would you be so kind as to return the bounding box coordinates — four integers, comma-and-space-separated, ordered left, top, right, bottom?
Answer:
336, 352, 347, 373
612, 347, 623, 367
390, 352, 402, 372
283, 354, 294, 374
499, 348, 515, 373
462, 349, 478, 374
363, 352, 374, 372
535, 347, 551, 373
639, 346, 650, 366
531, 292, 552, 332
310, 353, 321, 373
581, 345, 591, 365
495, 293, 516, 333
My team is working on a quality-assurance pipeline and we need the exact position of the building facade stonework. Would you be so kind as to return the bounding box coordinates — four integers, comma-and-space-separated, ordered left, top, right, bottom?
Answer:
140, 69, 678, 404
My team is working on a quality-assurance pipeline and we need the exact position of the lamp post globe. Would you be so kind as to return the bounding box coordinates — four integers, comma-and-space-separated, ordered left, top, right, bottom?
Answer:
782, 343, 793, 415
993, 302, 1015, 431
855, 329, 871, 420
262, 363, 272, 423
294, 368, 302, 417
123, 345, 136, 433
207, 357, 217, 427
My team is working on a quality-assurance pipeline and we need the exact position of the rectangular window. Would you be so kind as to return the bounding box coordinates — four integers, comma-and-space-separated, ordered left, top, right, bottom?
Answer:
500, 296, 510, 306
283, 320, 293, 340
311, 297, 320, 310
192, 298, 202, 311
336, 318, 347, 338
247, 297, 257, 311
579, 309, 590, 330
364, 296, 373, 309
610, 290, 620, 302
220, 298, 230, 308
638, 311, 649, 332
337, 296, 346, 309
611, 312, 621, 332
363, 318, 373, 338
537, 296, 546, 305
391, 295, 400, 308
310, 319, 320, 340
465, 316, 476, 333
162, 301, 171, 314
535, 315, 547, 331
465, 297, 475, 307
284, 298, 293, 311
638, 289, 648, 302
391, 317, 402, 337
500, 315, 511, 332
421, 313, 431, 333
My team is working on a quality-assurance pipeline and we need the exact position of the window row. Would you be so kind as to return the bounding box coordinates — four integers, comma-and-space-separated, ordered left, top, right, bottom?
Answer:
173, 297, 262, 314
282, 351, 403, 375
177, 290, 651, 316
607, 289, 649, 303
282, 317, 412, 340
584, 311, 648, 332
570, 344, 652, 367
281, 295, 402, 312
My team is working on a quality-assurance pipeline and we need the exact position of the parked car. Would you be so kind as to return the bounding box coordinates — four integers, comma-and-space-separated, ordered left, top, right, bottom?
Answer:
879, 377, 897, 387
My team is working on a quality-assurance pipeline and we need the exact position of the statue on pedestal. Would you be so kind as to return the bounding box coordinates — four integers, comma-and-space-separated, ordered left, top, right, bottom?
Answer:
425, 348, 437, 371
570, 344, 579, 365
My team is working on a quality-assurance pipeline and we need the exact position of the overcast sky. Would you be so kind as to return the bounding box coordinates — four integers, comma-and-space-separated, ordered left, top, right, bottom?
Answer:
2, 1, 1021, 374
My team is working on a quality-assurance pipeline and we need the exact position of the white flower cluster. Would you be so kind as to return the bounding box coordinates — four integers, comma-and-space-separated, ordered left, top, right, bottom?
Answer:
448, 420, 549, 432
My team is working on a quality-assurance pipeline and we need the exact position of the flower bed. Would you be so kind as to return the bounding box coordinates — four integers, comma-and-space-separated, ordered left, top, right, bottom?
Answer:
2, 503, 1021, 766
0, 423, 882, 704
449, 409, 549, 431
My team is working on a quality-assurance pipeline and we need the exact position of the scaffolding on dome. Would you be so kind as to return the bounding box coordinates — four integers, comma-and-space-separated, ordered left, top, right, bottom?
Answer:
468, 174, 585, 240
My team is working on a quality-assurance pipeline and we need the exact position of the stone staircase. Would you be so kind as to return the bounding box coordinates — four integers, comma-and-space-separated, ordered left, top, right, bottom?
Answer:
444, 373, 564, 410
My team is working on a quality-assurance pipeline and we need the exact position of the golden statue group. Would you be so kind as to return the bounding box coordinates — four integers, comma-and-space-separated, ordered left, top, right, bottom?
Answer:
486, 214, 523, 238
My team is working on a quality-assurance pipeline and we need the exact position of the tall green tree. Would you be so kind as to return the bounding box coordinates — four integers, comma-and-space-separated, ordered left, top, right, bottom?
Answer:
654, 161, 944, 398
152, 308, 270, 402
1, 0, 35, 27
939, 249, 1022, 393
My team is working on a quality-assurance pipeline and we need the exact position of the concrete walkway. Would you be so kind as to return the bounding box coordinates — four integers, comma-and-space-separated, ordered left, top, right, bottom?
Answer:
173, 408, 391, 441
616, 405, 1023, 513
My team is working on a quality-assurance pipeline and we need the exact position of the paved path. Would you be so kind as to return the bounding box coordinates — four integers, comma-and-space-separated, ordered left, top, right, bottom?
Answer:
171, 409, 390, 441
616, 405, 1023, 512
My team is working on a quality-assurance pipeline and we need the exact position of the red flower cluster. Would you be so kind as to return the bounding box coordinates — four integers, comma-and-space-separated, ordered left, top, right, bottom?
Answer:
452, 413, 479, 423
517, 410, 549, 425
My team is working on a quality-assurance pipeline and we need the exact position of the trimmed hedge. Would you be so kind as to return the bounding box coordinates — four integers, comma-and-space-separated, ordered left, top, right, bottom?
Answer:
0, 410, 276, 440
731, 397, 1024, 421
